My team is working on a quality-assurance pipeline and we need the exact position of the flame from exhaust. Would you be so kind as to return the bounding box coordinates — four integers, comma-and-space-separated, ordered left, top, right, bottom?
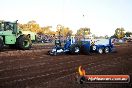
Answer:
78, 66, 86, 76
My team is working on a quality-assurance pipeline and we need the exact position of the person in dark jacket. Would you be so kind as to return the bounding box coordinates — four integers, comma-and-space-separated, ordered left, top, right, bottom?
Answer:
55, 38, 61, 47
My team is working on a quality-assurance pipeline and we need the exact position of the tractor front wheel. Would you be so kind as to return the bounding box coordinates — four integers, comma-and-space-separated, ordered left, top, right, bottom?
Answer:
17, 35, 31, 50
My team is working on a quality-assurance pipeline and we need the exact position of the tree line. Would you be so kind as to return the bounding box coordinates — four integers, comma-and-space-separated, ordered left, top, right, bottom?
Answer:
18, 20, 132, 39
18, 20, 73, 37
112, 28, 132, 39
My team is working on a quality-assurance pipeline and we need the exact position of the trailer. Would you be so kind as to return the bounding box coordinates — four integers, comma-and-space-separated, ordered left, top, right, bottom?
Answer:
83, 39, 115, 54
49, 36, 116, 55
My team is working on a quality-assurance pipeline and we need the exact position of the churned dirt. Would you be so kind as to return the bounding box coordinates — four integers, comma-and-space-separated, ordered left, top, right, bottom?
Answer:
0, 43, 132, 88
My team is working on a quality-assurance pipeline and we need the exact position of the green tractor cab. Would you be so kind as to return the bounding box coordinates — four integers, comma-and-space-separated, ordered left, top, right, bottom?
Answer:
0, 20, 32, 51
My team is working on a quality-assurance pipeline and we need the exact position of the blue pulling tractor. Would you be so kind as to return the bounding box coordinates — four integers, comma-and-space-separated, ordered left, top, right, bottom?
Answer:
49, 36, 116, 56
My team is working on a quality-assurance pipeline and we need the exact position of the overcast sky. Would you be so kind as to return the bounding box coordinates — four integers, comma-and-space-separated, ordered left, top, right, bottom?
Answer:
0, 0, 132, 36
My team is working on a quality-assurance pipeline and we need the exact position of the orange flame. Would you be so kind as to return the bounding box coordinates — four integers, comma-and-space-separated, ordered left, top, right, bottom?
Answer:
78, 66, 86, 76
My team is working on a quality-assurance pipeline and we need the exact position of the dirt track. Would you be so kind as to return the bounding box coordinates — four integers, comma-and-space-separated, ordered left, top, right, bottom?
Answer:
0, 43, 132, 88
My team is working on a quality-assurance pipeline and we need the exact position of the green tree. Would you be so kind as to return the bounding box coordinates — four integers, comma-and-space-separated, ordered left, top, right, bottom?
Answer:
76, 27, 90, 36
41, 26, 52, 34
114, 28, 125, 39
19, 20, 56, 36
56, 24, 73, 37
19, 20, 41, 33
63, 27, 73, 37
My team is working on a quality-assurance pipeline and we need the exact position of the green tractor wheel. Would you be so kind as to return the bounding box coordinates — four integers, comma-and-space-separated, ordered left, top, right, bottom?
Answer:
0, 38, 3, 51
17, 35, 31, 50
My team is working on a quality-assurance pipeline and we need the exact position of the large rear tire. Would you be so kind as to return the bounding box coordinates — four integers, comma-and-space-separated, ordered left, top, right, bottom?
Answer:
16, 35, 31, 50
70, 44, 80, 54
0, 38, 3, 51
80, 45, 90, 55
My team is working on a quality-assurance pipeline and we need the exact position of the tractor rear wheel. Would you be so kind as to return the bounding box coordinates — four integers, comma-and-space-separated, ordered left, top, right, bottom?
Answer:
16, 35, 31, 50
70, 44, 80, 54
0, 38, 3, 51
80, 45, 90, 55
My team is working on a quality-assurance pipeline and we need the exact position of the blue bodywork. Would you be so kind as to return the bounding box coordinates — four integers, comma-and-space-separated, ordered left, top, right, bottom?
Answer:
49, 38, 116, 55
80, 41, 91, 54
89, 38, 115, 53
100, 39, 112, 51
82, 38, 115, 53
64, 39, 71, 50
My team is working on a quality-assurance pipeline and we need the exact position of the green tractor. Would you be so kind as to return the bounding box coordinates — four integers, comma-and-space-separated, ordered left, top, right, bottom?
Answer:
0, 20, 32, 51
